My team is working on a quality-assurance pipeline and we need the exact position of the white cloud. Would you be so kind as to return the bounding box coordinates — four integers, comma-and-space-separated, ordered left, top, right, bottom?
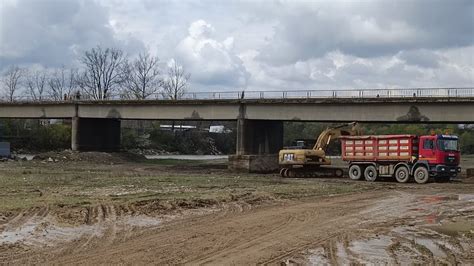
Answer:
0, 0, 144, 69
175, 20, 249, 90
0, 0, 472, 91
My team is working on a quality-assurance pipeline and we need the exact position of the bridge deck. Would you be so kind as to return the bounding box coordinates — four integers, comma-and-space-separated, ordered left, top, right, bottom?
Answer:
0, 96, 473, 123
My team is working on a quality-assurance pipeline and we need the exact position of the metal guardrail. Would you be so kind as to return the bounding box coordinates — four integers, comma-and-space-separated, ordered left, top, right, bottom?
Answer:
1, 87, 473, 102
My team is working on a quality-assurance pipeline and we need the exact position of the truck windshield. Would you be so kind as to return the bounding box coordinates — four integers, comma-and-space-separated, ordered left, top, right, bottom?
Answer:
437, 139, 458, 151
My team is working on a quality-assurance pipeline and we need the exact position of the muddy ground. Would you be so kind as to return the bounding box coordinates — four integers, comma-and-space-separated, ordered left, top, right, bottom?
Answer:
0, 154, 473, 265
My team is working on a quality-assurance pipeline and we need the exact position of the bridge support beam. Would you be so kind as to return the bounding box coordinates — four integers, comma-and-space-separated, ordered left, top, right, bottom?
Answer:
71, 118, 121, 151
229, 119, 283, 173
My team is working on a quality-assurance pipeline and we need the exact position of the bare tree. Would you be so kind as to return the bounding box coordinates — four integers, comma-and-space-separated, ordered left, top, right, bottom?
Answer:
2, 65, 24, 102
122, 51, 161, 99
160, 61, 191, 131
161, 60, 190, 100
77, 46, 125, 100
26, 69, 48, 101
48, 66, 78, 101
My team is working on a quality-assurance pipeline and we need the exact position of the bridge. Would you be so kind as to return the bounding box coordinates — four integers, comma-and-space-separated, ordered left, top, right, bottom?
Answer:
1, 87, 473, 172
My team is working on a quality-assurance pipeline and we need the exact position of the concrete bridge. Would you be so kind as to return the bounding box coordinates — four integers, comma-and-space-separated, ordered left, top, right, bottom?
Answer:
1, 88, 473, 171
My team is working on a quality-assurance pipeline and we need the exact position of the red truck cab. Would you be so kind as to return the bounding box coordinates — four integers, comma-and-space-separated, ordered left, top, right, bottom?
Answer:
418, 134, 461, 177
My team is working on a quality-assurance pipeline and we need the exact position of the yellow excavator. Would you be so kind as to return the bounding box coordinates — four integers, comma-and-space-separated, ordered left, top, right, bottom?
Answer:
279, 122, 359, 177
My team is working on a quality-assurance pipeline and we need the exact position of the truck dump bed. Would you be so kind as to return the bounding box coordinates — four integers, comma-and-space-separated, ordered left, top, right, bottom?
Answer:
340, 135, 418, 162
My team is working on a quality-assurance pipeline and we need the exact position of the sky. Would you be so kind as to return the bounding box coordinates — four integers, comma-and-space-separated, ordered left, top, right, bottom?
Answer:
0, 0, 473, 91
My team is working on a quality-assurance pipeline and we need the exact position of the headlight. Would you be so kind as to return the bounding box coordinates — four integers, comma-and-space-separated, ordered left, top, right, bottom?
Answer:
441, 167, 445, 171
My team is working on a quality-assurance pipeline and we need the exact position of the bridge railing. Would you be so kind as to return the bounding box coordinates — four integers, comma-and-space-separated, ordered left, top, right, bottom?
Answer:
177, 87, 474, 99
1, 87, 473, 102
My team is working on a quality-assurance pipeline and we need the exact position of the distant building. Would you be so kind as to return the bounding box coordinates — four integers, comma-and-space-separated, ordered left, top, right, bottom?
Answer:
160, 125, 196, 131
209, 125, 232, 133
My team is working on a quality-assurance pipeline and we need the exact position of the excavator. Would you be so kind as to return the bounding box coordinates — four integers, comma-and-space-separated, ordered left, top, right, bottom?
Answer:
279, 122, 359, 178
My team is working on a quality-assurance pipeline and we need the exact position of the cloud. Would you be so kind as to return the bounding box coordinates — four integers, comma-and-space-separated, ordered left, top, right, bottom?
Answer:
0, 0, 472, 91
257, 0, 474, 64
175, 20, 249, 89
0, 0, 144, 69
242, 47, 473, 91
398, 49, 443, 69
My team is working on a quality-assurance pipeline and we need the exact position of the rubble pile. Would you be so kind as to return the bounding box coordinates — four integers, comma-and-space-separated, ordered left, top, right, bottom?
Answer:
29, 150, 146, 164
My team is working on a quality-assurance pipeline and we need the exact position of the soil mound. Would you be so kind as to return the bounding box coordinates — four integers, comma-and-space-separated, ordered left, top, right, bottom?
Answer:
33, 150, 146, 164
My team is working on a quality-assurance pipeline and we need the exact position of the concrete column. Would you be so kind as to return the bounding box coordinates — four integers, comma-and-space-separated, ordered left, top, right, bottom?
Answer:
235, 118, 246, 155
229, 119, 283, 173
71, 117, 80, 151
235, 119, 283, 155
71, 118, 121, 151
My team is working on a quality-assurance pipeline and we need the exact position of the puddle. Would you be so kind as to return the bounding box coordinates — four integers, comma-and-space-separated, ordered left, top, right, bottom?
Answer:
0, 214, 163, 246
415, 238, 446, 258
301, 193, 474, 264
307, 247, 330, 265
458, 194, 474, 202
118, 215, 162, 227
348, 235, 394, 264
335, 242, 351, 265
0, 218, 104, 246
304, 225, 472, 264
1, 223, 40, 244
431, 220, 474, 237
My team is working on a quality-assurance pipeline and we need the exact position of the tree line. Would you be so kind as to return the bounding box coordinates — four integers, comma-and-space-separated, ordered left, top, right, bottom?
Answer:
1, 46, 190, 101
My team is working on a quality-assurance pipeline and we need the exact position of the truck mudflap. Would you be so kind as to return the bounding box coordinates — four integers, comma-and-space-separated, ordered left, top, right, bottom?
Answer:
430, 165, 461, 177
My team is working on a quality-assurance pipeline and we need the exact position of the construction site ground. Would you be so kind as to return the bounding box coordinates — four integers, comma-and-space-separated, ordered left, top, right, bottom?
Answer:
1, 153, 473, 265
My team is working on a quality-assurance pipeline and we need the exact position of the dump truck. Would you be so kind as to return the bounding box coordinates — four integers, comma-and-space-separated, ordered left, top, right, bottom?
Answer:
279, 122, 359, 177
340, 134, 461, 184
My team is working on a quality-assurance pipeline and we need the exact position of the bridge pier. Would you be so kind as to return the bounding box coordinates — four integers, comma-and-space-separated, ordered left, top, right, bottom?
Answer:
229, 119, 283, 173
71, 118, 121, 152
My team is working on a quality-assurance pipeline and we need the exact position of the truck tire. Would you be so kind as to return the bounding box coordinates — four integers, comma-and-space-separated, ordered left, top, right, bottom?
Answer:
395, 166, 410, 183
414, 167, 429, 184
335, 168, 344, 178
364, 165, 378, 182
349, 165, 362, 180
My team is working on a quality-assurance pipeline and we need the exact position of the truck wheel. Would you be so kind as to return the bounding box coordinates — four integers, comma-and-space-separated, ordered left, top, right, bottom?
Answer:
364, 165, 378, 182
335, 169, 344, 178
395, 166, 410, 183
414, 167, 429, 184
349, 165, 362, 180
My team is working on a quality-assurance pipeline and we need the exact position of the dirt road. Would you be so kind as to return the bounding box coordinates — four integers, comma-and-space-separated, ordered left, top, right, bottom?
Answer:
2, 184, 473, 265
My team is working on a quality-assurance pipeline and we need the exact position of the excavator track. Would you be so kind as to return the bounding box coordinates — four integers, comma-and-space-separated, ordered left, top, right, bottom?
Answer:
280, 167, 344, 178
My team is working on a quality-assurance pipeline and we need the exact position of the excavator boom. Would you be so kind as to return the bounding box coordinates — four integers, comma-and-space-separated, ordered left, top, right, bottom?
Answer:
313, 122, 359, 151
